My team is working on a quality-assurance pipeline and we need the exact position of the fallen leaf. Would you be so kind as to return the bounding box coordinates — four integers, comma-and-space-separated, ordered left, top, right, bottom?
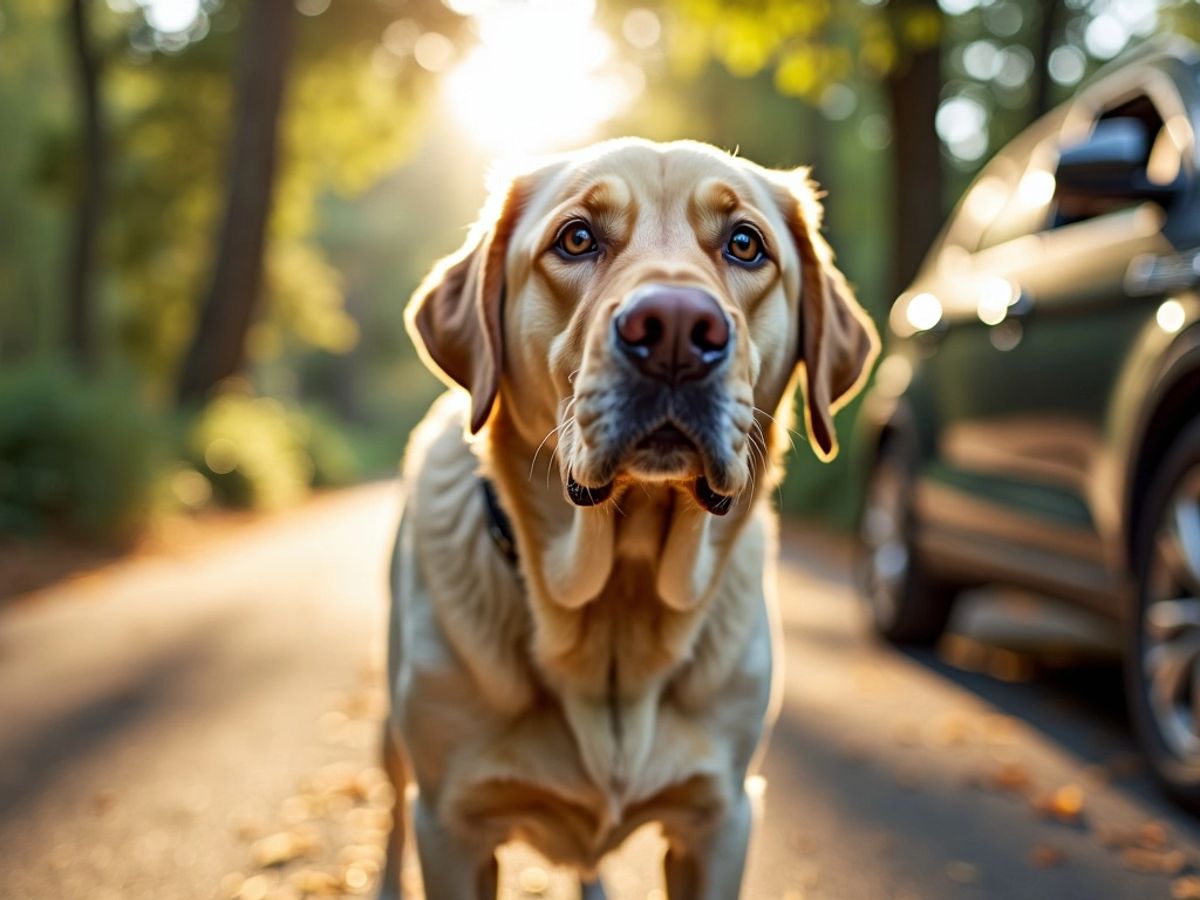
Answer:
1033, 784, 1085, 824
1173, 876, 1200, 899
981, 714, 1019, 744
219, 872, 246, 898
252, 831, 316, 868
1121, 847, 1187, 876
986, 761, 1032, 793
1029, 844, 1066, 868
945, 861, 979, 884
287, 869, 341, 896
236, 874, 277, 900
934, 714, 972, 747
1137, 820, 1170, 850
236, 817, 267, 843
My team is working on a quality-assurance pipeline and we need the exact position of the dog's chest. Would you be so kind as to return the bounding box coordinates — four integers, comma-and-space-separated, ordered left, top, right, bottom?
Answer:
447, 688, 732, 873
531, 563, 709, 790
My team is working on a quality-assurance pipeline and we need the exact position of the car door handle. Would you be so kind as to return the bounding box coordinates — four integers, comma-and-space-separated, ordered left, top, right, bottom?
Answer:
1126, 249, 1200, 296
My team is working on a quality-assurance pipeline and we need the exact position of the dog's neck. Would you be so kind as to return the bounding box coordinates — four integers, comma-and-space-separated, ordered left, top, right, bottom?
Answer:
483, 403, 764, 687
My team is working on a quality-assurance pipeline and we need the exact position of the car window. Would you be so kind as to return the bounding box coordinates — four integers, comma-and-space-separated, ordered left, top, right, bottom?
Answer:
1050, 93, 1180, 228
935, 85, 1184, 262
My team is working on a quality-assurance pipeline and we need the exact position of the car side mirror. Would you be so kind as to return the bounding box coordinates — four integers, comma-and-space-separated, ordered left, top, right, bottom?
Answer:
1055, 117, 1183, 206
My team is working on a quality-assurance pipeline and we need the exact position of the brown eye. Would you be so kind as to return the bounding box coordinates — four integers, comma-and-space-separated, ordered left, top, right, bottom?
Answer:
726, 225, 764, 264
557, 220, 598, 257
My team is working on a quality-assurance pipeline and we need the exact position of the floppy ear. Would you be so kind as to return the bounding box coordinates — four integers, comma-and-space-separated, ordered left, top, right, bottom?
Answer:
777, 171, 880, 461
405, 180, 525, 434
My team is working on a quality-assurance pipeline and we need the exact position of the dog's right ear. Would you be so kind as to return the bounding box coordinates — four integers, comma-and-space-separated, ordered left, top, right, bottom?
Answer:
406, 179, 525, 434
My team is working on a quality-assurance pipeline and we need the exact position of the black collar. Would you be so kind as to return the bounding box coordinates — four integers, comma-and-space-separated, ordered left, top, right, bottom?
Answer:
480, 478, 520, 568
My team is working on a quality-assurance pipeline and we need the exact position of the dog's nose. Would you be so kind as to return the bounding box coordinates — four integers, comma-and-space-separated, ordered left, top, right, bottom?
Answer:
614, 285, 731, 383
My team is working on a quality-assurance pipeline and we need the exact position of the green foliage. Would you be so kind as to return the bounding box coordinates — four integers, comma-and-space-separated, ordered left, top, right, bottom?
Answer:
0, 360, 164, 540
1, 0, 460, 390
295, 404, 363, 489
184, 391, 397, 511
668, 0, 940, 98
185, 393, 314, 510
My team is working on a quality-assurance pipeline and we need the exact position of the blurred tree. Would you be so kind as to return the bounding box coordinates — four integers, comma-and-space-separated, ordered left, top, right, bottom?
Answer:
86, 0, 462, 400
1030, 0, 1063, 119
883, 0, 942, 293
65, 0, 105, 370
176, 0, 295, 404
0, 1, 70, 361
668, 0, 945, 295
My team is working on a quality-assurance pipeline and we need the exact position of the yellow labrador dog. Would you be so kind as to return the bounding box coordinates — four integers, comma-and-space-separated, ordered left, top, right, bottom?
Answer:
380, 139, 877, 899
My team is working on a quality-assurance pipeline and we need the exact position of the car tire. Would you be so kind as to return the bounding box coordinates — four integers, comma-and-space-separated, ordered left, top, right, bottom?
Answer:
856, 433, 957, 646
1128, 419, 1200, 809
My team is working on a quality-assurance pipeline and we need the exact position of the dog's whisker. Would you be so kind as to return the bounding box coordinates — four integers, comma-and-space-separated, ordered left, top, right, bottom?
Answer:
752, 405, 803, 462
545, 416, 577, 488
529, 420, 569, 482
753, 405, 807, 448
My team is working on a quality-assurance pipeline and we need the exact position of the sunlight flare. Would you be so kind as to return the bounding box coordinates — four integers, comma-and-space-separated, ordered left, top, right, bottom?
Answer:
442, 0, 642, 158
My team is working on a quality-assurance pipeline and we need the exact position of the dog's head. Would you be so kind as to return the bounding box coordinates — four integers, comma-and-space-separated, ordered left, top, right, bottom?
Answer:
408, 139, 878, 514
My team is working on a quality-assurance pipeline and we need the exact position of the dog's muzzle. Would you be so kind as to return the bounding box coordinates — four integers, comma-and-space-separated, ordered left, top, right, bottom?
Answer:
564, 284, 737, 516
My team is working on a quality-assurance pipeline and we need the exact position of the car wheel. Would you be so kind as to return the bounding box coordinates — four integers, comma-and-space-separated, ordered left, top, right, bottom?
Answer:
856, 434, 957, 645
1129, 420, 1200, 808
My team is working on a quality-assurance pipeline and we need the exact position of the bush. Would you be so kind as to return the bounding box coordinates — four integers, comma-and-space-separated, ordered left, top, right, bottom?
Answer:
295, 404, 362, 488
0, 360, 165, 541
186, 393, 315, 510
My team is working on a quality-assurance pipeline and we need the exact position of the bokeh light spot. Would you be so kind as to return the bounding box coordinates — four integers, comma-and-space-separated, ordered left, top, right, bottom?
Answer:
414, 32, 455, 72
622, 8, 661, 50
1157, 299, 1185, 334
906, 293, 944, 332
142, 0, 200, 34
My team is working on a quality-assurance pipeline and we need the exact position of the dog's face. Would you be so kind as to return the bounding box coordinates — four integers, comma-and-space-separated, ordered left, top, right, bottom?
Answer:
409, 140, 877, 515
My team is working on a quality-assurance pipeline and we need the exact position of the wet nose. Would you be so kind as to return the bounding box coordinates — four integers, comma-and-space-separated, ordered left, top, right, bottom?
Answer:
614, 285, 731, 384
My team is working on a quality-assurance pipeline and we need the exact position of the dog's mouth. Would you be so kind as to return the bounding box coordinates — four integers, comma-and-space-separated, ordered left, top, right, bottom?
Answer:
635, 423, 695, 454
565, 422, 734, 516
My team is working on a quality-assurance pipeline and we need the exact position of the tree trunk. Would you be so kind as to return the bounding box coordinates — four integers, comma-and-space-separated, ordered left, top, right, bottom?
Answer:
66, 0, 105, 370
1031, 0, 1063, 120
176, 0, 296, 405
884, 2, 944, 298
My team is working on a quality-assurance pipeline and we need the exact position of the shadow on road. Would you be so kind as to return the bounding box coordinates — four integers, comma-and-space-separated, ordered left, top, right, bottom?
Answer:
0, 609, 237, 815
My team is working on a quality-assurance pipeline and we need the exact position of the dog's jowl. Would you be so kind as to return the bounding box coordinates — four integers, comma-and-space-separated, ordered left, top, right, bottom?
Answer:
379, 139, 878, 900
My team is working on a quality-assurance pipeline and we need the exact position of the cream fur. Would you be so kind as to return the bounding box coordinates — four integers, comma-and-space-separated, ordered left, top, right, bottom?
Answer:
380, 139, 877, 900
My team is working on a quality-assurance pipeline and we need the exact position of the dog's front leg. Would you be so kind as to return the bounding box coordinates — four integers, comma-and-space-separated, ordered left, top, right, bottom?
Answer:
377, 726, 409, 900
662, 789, 752, 900
413, 799, 498, 900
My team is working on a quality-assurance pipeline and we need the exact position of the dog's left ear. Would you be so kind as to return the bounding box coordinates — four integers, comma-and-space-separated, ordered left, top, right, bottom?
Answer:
775, 171, 880, 461
406, 178, 525, 434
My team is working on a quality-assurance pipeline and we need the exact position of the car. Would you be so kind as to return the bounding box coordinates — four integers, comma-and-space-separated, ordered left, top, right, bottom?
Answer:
854, 38, 1200, 807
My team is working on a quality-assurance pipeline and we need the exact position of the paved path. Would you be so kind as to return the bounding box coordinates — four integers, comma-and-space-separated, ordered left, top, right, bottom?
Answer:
2, 482, 1199, 899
